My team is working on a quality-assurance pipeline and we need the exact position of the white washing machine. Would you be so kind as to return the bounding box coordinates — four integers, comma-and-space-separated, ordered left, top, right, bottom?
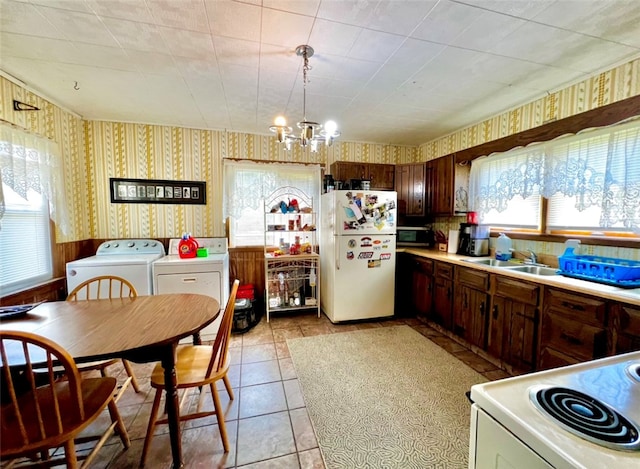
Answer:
66, 239, 166, 297
152, 237, 229, 340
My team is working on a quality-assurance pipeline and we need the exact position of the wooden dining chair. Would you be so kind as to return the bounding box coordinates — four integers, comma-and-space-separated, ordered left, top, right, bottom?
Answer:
66, 275, 141, 401
140, 280, 240, 466
0, 330, 130, 468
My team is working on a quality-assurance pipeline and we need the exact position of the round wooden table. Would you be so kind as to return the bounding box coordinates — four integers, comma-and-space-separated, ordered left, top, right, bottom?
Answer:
0, 293, 220, 469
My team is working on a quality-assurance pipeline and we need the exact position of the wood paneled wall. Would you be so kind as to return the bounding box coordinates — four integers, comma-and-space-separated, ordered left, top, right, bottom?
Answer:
229, 247, 266, 302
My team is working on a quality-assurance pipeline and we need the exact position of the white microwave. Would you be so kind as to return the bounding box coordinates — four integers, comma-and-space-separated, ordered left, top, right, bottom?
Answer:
397, 226, 433, 247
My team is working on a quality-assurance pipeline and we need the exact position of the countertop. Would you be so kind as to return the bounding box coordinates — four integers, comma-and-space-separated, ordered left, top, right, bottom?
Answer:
398, 248, 640, 307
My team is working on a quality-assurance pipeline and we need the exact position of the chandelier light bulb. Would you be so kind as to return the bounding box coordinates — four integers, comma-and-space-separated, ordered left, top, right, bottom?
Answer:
269, 45, 340, 151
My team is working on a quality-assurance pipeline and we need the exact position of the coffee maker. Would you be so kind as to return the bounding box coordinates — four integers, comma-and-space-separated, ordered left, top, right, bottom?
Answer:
457, 223, 489, 256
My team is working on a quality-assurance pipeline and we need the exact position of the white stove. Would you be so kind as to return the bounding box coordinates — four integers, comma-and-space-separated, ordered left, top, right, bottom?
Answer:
469, 351, 640, 468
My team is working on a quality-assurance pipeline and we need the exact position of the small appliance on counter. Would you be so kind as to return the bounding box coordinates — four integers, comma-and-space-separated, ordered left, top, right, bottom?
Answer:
456, 223, 489, 256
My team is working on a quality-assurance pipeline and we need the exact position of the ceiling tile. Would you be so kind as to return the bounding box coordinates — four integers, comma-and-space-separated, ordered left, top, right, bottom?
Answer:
308, 18, 361, 57
146, 0, 210, 33
461, 0, 555, 20
101, 17, 168, 52
205, 0, 261, 42
316, 0, 377, 28
86, 0, 154, 22
263, 0, 321, 17
260, 8, 314, 48
34, 4, 119, 47
412, 1, 480, 44
158, 26, 214, 60
1, 32, 75, 62
366, 0, 439, 35
450, 9, 526, 51
213, 36, 260, 68
348, 29, 405, 62
0, 1, 66, 40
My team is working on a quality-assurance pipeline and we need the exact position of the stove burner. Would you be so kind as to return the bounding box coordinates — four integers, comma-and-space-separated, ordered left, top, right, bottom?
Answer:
530, 386, 640, 451
626, 363, 640, 383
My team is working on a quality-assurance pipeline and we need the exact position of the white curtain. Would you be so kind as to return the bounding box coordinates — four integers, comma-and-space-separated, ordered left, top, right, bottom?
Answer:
0, 122, 69, 234
469, 118, 640, 231
542, 119, 640, 230
469, 145, 545, 214
223, 160, 321, 218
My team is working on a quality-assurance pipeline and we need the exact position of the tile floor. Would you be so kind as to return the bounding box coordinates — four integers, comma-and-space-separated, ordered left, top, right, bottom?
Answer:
65, 312, 511, 468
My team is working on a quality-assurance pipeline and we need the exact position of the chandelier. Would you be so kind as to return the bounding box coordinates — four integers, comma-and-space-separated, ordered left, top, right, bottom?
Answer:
269, 45, 340, 152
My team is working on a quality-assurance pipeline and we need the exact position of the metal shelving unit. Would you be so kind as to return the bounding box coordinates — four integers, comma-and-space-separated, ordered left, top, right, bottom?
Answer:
264, 187, 320, 322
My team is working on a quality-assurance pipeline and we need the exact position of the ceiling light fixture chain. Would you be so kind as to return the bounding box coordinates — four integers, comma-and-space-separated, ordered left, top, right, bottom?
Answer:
269, 44, 340, 153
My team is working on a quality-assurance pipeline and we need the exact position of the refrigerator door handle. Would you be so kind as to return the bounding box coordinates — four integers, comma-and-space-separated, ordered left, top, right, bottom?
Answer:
335, 240, 340, 270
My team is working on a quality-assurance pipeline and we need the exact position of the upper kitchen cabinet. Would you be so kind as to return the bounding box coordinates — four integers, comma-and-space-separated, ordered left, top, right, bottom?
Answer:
330, 162, 394, 190
426, 155, 470, 216
395, 163, 426, 217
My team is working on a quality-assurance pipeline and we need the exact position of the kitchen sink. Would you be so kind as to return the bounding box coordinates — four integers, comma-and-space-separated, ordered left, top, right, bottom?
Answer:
463, 258, 521, 267
504, 265, 559, 276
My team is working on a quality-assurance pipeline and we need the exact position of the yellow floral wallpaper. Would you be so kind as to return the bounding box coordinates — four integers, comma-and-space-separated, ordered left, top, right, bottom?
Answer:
1, 56, 639, 245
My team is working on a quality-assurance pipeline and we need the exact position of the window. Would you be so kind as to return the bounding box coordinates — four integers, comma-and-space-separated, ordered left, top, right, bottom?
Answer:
0, 184, 52, 295
223, 160, 321, 247
469, 118, 640, 237
0, 123, 67, 297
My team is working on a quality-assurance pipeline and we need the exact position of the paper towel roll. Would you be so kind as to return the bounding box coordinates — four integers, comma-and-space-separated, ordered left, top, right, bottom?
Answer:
447, 230, 460, 253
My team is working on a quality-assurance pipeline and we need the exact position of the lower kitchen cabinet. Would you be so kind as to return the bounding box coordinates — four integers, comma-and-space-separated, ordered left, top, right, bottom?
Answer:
411, 257, 433, 321
454, 267, 489, 347
394, 253, 413, 317
490, 276, 539, 374
432, 261, 453, 330
609, 303, 640, 354
538, 287, 608, 370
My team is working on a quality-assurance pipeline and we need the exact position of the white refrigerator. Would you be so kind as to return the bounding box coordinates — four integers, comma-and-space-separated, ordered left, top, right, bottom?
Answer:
320, 190, 397, 322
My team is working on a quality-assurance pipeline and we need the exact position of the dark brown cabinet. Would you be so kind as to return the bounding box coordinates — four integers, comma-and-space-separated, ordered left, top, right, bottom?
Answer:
330, 162, 394, 190
538, 287, 608, 370
490, 276, 539, 374
610, 303, 640, 354
432, 261, 453, 330
394, 163, 426, 217
411, 257, 433, 320
425, 155, 470, 216
454, 267, 489, 348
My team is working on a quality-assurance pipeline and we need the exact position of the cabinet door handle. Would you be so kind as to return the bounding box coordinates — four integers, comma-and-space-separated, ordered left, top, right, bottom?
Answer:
493, 305, 498, 320
447, 287, 452, 300
480, 302, 485, 316
463, 292, 468, 308
560, 332, 583, 346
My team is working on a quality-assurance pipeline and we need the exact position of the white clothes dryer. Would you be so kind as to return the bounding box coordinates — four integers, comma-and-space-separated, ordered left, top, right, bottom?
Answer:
66, 239, 166, 297
152, 238, 229, 341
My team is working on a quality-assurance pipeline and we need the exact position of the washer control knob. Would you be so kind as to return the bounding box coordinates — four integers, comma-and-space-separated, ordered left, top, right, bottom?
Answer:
113, 243, 119, 248
128, 242, 135, 248
143, 242, 149, 247
104, 244, 110, 249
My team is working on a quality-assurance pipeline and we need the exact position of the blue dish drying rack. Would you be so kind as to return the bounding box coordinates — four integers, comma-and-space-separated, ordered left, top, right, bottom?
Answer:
558, 248, 640, 288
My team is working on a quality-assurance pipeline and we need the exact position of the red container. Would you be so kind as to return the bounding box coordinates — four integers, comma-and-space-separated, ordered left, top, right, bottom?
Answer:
466, 211, 478, 224
178, 236, 199, 258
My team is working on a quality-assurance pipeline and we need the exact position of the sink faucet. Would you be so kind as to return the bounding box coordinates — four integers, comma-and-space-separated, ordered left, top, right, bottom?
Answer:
525, 250, 537, 264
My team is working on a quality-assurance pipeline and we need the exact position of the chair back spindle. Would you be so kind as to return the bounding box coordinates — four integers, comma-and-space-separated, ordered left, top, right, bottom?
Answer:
205, 280, 239, 379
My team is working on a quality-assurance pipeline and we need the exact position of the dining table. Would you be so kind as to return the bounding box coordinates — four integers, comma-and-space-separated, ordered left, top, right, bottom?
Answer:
0, 293, 220, 469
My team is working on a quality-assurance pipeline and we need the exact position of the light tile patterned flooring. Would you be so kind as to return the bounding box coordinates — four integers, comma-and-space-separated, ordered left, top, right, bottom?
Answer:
72, 312, 511, 468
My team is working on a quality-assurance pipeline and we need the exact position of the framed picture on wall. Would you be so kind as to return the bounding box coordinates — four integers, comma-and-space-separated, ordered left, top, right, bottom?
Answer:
110, 178, 206, 205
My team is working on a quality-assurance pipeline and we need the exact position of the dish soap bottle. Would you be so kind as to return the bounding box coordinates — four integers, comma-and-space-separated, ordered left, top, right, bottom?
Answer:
495, 233, 513, 261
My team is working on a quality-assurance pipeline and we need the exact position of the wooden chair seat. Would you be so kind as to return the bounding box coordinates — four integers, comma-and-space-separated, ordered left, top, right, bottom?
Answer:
149, 346, 229, 389
140, 280, 240, 467
0, 330, 130, 468
1, 378, 119, 456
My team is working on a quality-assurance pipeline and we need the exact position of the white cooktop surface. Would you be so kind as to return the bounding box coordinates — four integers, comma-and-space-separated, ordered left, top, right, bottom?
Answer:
471, 351, 640, 468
